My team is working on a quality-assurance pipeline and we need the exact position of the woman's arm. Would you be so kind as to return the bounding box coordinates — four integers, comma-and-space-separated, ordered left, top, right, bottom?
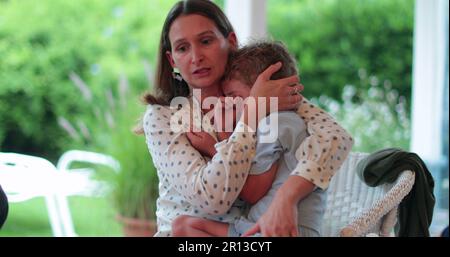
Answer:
245, 99, 354, 237
144, 104, 257, 215
292, 98, 354, 189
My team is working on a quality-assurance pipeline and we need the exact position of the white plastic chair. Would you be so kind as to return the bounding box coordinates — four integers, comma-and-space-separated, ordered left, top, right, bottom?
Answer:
0, 150, 120, 237
321, 152, 415, 237
56, 150, 120, 197
53, 150, 120, 237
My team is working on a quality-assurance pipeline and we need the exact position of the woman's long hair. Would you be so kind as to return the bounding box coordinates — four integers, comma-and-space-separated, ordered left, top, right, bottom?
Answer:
135, 0, 235, 134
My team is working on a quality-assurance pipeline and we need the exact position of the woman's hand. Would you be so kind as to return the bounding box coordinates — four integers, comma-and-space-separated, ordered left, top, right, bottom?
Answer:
250, 62, 304, 114
186, 131, 217, 158
242, 191, 299, 237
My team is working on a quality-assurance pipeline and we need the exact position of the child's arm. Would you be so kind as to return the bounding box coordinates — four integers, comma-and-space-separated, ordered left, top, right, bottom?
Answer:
188, 130, 277, 204
242, 175, 315, 237
239, 162, 279, 205
240, 112, 308, 205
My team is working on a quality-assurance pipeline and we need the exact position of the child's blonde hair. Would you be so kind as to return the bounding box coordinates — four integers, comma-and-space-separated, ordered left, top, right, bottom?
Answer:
224, 41, 298, 86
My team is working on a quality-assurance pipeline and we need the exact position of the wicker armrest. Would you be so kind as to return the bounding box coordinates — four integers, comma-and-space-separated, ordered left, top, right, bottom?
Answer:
340, 170, 415, 237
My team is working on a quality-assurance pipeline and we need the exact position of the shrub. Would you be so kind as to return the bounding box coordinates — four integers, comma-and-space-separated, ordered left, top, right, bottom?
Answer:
103, 100, 158, 220
0, 0, 177, 161
310, 70, 411, 153
268, 0, 415, 105
1, 0, 415, 162
60, 69, 158, 220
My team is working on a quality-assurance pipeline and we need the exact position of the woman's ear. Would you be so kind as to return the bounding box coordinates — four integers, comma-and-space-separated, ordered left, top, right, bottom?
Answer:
166, 51, 176, 68
227, 32, 238, 50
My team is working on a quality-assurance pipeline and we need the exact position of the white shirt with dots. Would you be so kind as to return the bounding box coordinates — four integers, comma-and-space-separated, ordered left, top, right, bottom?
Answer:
143, 97, 353, 236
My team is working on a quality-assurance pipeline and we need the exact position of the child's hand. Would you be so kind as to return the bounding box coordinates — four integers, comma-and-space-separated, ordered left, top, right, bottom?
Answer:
217, 131, 233, 142
186, 131, 217, 158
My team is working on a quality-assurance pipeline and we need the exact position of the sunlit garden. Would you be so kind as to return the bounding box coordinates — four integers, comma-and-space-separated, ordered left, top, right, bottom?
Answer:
1, 0, 430, 236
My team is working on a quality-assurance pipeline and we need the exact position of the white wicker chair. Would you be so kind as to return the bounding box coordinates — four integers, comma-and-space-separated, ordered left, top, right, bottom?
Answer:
321, 152, 415, 237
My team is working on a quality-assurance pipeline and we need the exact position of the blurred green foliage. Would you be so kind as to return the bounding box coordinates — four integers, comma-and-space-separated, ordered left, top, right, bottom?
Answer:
0, 197, 122, 236
0, 0, 416, 235
0, 0, 178, 161
213, 0, 225, 9
268, 0, 414, 104
311, 73, 411, 153
0, 0, 414, 161
90, 96, 159, 220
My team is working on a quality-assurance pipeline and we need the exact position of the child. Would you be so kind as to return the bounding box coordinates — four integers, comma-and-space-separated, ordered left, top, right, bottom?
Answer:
172, 41, 327, 237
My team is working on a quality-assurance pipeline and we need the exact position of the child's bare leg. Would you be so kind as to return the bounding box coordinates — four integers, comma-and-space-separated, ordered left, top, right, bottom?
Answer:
172, 215, 229, 237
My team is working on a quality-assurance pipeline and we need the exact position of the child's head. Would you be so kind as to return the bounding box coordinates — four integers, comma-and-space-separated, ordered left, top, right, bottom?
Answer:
221, 41, 298, 98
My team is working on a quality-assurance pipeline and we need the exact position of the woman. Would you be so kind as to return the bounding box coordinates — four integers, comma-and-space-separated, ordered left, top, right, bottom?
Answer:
140, 0, 352, 237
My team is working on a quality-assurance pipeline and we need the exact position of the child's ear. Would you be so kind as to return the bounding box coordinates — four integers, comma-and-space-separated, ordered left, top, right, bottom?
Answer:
227, 32, 238, 50
166, 51, 176, 68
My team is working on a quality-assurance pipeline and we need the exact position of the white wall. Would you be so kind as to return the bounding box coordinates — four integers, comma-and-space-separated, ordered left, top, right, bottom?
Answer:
224, 0, 267, 45
410, 0, 448, 164
411, 0, 449, 233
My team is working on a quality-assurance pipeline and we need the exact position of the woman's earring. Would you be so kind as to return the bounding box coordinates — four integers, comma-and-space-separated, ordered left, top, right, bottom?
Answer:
172, 68, 183, 82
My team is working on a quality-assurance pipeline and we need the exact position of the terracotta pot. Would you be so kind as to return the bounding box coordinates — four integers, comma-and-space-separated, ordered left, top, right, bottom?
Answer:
116, 215, 157, 237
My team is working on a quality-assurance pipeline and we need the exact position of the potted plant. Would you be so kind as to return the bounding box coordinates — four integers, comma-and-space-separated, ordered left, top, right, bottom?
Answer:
104, 100, 159, 237
63, 72, 159, 236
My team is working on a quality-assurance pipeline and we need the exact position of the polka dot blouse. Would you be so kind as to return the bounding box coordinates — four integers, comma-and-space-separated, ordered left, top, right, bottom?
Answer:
143, 99, 257, 236
143, 97, 353, 236
293, 98, 354, 189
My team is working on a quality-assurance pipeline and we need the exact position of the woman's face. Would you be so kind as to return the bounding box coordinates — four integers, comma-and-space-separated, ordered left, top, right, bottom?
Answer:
166, 14, 236, 90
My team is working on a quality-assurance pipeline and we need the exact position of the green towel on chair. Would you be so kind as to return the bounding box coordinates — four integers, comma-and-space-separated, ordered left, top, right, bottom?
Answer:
356, 148, 435, 237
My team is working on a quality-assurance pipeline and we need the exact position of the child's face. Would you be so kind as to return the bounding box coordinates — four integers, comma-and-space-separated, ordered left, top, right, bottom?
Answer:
221, 79, 251, 99
216, 78, 251, 131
